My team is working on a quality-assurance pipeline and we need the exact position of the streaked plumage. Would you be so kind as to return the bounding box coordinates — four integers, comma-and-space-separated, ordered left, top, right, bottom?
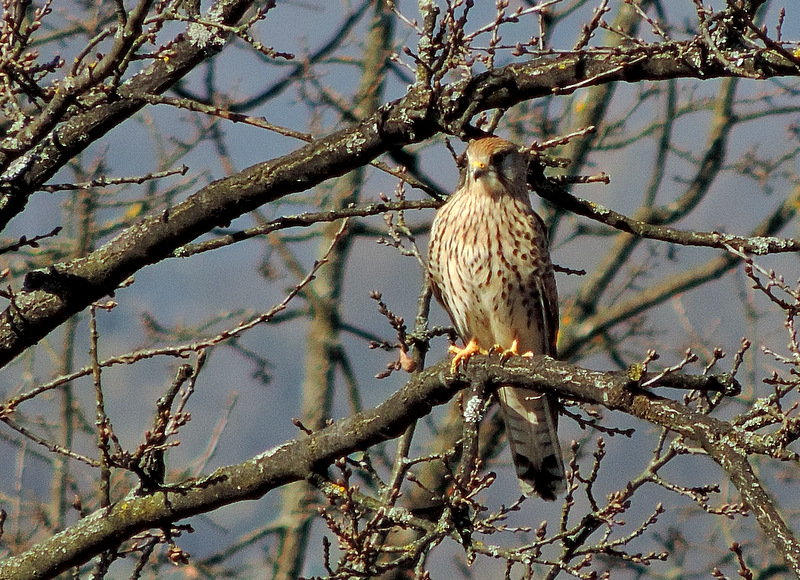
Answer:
428, 136, 566, 500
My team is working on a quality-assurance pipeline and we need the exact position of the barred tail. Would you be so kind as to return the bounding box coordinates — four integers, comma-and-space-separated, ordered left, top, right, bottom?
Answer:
497, 385, 566, 501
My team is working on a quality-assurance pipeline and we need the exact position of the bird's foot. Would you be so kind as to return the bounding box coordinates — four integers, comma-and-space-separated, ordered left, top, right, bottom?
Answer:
498, 339, 535, 361
449, 338, 486, 373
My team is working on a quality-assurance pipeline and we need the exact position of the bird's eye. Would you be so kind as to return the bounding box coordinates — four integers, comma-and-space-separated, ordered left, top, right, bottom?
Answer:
490, 152, 505, 166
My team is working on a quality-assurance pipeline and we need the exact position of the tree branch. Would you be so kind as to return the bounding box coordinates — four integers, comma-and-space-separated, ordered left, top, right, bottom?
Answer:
0, 38, 797, 370
531, 164, 800, 255
0, 0, 259, 230
4, 353, 793, 580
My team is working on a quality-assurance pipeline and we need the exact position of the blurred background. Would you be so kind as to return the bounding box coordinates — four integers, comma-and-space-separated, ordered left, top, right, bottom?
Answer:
1, 0, 799, 577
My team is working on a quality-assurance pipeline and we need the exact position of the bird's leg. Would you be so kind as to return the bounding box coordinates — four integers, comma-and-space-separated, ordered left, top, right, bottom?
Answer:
449, 337, 484, 373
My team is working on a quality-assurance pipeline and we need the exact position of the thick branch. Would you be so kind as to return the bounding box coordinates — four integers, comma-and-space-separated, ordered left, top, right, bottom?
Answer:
439, 43, 800, 135
0, 0, 258, 229
0, 41, 797, 369
470, 355, 800, 574
0, 361, 457, 580
3, 355, 792, 579
535, 174, 800, 254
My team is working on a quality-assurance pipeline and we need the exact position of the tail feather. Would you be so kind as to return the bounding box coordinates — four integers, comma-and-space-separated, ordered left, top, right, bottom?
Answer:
497, 385, 566, 500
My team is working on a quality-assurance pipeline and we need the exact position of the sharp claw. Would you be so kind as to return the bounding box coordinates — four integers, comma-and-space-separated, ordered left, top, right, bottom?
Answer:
450, 338, 536, 373
498, 338, 519, 362
449, 337, 484, 373
499, 338, 535, 360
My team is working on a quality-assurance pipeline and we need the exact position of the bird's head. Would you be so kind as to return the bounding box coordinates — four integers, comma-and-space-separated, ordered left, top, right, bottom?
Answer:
464, 137, 528, 198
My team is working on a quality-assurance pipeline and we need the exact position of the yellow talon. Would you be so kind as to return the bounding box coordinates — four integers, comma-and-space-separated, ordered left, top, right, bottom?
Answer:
449, 338, 536, 374
449, 337, 484, 373
499, 338, 535, 360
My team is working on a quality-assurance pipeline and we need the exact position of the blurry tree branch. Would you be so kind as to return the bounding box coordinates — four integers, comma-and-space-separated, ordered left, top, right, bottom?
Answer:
2, 0, 800, 577
0, 0, 260, 228
554, 165, 800, 359
2, 33, 799, 370
2, 352, 778, 580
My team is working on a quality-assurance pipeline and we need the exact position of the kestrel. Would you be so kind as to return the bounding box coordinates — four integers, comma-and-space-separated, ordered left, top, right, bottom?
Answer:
428, 136, 566, 500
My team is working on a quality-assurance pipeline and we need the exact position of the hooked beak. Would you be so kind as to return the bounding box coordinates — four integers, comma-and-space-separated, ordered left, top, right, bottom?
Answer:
471, 160, 488, 180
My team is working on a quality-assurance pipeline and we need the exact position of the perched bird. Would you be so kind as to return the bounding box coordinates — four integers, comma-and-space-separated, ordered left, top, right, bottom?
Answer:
428, 136, 566, 500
